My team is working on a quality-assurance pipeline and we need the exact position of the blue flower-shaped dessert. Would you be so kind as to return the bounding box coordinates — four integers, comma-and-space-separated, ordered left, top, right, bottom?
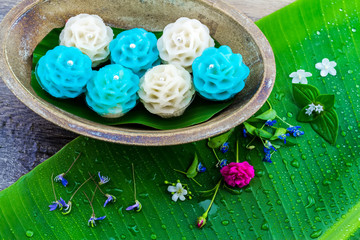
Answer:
192, 45, 250, 101
85, 64, 139, 118
109, 28, 160, 77
35, 46, 92, 98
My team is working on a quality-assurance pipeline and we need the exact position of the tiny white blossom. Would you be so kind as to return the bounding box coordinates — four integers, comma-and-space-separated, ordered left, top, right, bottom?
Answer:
305, 103, 316, 115
315, 58, 337, 77
315, 104, 324, 113
167, 183, 187, 202
289, 69, 312, 84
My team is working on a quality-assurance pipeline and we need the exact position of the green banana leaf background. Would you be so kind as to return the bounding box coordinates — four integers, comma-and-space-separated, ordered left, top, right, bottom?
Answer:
1, 0, 360, 239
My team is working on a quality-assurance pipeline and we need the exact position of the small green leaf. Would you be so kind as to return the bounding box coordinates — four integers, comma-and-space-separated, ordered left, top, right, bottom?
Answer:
254, 129, 273, 139
297, 105, 320, 122
208, 129, 234, 148
293, 84, 320, 108
246, 117, 262, 123
243, 122, 257, 135
310, 109, 339, 144
270, 128, 287, 140
315, 94, 335, 111
255, 109, 277, 121
186, 153, 199, 178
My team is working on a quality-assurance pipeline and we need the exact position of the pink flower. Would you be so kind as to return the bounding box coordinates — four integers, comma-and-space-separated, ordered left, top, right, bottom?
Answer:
220, 162, 254, 188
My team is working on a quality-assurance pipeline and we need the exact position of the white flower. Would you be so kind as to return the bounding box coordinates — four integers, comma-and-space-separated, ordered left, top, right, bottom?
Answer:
305, 103, 316, 115
315, 58, 337, 77
289, 70, 312, 84
315, 104, 324, 113
167, 183, 187, 202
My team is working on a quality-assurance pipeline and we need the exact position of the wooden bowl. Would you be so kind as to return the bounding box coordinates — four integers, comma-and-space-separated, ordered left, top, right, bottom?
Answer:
0, 0, 275, 146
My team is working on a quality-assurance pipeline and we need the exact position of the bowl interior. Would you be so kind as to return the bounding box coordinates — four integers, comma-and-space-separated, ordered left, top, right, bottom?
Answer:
0, 0, 275, 145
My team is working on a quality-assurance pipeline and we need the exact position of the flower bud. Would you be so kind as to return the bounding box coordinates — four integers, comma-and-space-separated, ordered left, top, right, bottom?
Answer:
197, 215, 207, 228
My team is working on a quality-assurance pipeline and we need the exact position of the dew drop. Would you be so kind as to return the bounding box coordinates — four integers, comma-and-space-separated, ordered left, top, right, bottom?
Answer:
222, 220, 229, 226
301, 154, 307, 160
291, 160, 300, 168
161, 224, 167, 230
310, 230, 323, 238
352, 28, 356, 32
316, 31, 321, 35
121, 234, 126, 239
118, 206, 124, 217
127, 225, 139, 235
322, 179, 331, 186
287, 112, 293, 118
151, 233, 157, 239
26, 230, 34, 238
261, 221, 269, 230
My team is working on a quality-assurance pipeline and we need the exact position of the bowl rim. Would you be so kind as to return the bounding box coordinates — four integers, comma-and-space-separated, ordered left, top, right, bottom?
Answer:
0, 0, 276, 146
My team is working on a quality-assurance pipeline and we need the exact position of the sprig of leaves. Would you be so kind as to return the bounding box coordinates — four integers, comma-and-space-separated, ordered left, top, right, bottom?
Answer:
292, 84, 339, 144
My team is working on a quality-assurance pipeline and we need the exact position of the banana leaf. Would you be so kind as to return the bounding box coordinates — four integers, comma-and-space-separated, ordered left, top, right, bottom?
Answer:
2, 0, 360, 239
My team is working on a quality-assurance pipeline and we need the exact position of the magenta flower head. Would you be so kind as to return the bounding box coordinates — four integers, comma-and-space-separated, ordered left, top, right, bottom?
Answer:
220, 162, 255, 188
197, 215, 207, 228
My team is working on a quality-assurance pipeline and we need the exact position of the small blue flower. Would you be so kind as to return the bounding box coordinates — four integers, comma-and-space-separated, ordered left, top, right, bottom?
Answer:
59, 198, 72, 215
265, 120, 277, 126
126, 200, 142, 212
243, 128, 247, 138
88, 214, 106, 227
263, 146, 271, 154
197, 162, 206, 173
264, 140, 277, 152
278, 133, 290, 144
263, 151, 272, 163
220, 142, 229, 153
54, 173, 68, 187
287, 126, 304, 137
49, 201, 62, 211
104, 194, 116, 207
98, 172, 110, 185
220, 159, 228, 168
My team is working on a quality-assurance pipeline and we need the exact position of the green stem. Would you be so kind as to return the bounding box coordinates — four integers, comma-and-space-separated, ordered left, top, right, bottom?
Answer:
204, 179, 222, 217
246, 136, 257, 149
132, 163, 137, 202
266, 100, 272, 109
191, 178, 202, 187
64, 153, 81, 176
236, 140, 239, 163
89, 173, 106, 196
173, 169, 187, 175
212, 149, 221, 163
83, 191, 95, 215
51, 173, 57, 201
276, 115, 291, 126
69, 175, 92, 201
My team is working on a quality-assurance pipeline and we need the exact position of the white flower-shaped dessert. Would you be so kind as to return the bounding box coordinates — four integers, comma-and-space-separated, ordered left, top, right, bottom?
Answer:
315, 58, 337, 77
157, 17, 215, 72
167, 183, 187, 202
60, 14, 114, 67
290, 69, 312, 84
138, 64, 195, 118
